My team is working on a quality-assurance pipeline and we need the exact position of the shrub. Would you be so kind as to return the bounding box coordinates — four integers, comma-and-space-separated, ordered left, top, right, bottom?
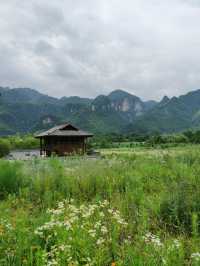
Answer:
8, 135, 39, 150
160, 180, 200, 235
0, 161, 24, 199
0, 139, 10, 158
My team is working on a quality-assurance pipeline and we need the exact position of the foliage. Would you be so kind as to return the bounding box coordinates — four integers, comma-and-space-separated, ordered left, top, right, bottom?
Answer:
0, 139, 10, 158
0, 147, 200, 264
146, 133, 189, 147
3, 86, 200, 136
1, 129, 200, 153
8, 135, 39, 149
34, 199, 128, 265
183, 130, 200, 144
0, 135, 39, 152
0, 161, 25, 199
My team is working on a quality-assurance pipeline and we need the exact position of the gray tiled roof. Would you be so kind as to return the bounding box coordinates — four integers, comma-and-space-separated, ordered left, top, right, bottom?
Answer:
35, 123, 93, 138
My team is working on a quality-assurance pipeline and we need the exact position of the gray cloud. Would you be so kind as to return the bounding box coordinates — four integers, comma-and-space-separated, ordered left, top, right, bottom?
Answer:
0, 0, 200, 100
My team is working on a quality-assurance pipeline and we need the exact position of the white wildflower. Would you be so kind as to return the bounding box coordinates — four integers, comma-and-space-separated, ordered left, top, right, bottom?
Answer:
172, 239, 180, 249
100, 200, 109, 207
47, 259, 58, 266
144, 232, 163, 248
101, 226, 108, 234
191, 252, 200, 261
99, 212, 105, 218
87, 257, 91, 262
67, 257, 73, 262
97, 238, 105, 245
63, 220, 71, 230
88, 229, 96, 238
94, 222, 101, 229
58, 201, 64, 209
59, 245, 66, 251
108, 209, 114, 214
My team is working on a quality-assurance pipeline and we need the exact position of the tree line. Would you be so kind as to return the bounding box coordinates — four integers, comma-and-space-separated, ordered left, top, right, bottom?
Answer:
1, 130, 200, 157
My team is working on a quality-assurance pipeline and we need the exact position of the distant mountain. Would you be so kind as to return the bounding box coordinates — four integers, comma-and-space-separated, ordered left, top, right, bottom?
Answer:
159, 96, 170, 106
127, 89, 200, 134
59, 96, 92, 106
0, 87, 155, 135
108, 90, 146, 119
1, 86, 200, 135
144, 100, 158, 110
0, 87, 58, 105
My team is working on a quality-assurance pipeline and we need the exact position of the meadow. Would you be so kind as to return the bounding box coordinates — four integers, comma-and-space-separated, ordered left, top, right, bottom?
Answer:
0, 146, 200, 265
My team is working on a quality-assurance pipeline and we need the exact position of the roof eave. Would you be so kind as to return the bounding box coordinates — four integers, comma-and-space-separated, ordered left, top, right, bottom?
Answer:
35, 134, 94, 138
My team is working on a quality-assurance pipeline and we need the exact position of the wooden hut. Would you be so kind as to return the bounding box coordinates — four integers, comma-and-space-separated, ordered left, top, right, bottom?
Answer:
35, 123, 93, 156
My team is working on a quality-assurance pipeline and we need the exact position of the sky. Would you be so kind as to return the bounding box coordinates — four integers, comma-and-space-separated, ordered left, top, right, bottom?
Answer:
0, 0, 200, 100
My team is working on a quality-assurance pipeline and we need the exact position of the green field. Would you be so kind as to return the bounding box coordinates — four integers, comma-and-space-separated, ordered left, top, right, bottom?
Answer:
99, 144, 199, 156
0, 146, 200, 265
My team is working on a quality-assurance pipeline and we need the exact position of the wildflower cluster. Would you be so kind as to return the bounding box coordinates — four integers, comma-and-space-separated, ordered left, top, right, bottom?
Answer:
168, 239, 181, 251
34, 199, 128, 265
191, 252, 200, 262
0, 218, 16, 263
143, 232, 163, 248
0, 218, 13, 237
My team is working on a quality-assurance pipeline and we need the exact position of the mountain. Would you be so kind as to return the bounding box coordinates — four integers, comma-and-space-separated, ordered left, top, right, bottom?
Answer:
158, 96, 170, 107
59, 96, 92, 106
0, 87, 155, 135
128, 90, 200, 134
144, 100, 158, 110
108, 90, 145, 119
91, 90, 152, 124
0, 87, 58, 105
1, 86, 200, 135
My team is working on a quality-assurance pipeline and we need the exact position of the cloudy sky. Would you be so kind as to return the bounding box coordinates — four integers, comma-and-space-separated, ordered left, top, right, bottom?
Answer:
0, 0, 200, 100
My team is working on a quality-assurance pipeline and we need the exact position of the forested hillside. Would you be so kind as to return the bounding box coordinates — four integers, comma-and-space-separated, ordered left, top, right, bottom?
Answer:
1, 87, 200, 135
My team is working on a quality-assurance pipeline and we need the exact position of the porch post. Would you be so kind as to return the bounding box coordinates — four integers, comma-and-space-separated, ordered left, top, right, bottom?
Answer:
40, 138, 42, 156
84, 138, 86, 154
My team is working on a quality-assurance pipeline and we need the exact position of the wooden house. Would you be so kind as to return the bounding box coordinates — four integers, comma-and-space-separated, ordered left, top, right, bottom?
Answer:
35, 123, 93, 156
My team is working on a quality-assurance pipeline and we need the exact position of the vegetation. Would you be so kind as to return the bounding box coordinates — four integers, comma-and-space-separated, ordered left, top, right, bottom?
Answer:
0, 135, 39, 151
0, 147, 200, 264
3, 86, 200, 135
0, 139, 10, 158
89, 129, 200, 150
0, 128, 200, 154
7, 135, 39, 150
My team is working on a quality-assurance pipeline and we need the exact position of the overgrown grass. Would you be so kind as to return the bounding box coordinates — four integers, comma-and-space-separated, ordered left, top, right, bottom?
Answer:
0, 148, 200, 265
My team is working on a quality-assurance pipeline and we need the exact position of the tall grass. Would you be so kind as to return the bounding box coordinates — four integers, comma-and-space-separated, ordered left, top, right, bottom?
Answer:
0, 161, 25, 199
0, 149, 200, 265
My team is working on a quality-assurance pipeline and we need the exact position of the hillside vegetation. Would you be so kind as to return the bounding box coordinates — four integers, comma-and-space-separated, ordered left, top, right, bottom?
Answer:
0, 148, 200, 265
2, 87, 200, 135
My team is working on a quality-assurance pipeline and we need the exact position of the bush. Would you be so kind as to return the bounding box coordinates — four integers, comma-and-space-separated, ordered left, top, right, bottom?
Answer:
160, 180, 200, 235
0, 139, 10, 158
146, 133, 189, 147
8, 135, 39, 150
0, 161, 25, 199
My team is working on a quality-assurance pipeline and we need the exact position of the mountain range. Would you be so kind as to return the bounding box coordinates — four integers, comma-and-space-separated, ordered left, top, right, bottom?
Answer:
1, 86, 200, 135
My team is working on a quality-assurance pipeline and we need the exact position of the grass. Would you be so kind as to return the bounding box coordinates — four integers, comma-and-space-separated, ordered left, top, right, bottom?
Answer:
0, 146, 200, 265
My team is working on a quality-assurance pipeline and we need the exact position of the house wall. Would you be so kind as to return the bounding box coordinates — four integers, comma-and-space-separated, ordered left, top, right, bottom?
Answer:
43, 136, 86, 156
